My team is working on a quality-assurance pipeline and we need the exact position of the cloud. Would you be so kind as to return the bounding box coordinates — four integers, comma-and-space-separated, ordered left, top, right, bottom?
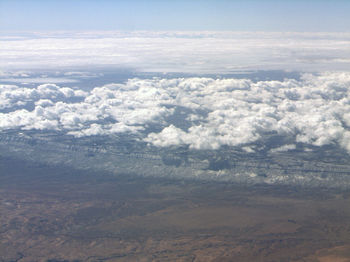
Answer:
270, 144, 296, 153
0, 83, 86, 111
1, 72, 350, 154
0, 77, 78, 84
1, 32, 350, 73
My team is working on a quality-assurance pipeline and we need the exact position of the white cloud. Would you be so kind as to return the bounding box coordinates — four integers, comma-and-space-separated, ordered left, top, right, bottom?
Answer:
146, 125, 188, 147
0, 77, 78, 84
270, 144, 296, 153
0, 83, 86, 110
1, 72, 350, 153
1, 31, 350, 73
68, 123, 106, 138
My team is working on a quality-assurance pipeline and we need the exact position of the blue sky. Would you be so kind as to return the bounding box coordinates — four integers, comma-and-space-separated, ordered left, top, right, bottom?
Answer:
1, 0, 350, 32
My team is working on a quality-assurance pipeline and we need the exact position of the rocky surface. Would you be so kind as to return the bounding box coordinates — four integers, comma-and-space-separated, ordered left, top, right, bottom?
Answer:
1, 157, 350, 261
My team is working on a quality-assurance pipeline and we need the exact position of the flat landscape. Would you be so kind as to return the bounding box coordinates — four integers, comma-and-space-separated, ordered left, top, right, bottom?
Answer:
1, 156, 350, 262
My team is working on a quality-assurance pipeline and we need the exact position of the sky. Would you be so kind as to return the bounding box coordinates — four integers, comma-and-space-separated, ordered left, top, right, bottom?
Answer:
1, 0, 350, 32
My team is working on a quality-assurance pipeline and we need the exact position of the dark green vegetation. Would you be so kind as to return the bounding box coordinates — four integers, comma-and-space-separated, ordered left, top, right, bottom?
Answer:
1, 156, 350, 261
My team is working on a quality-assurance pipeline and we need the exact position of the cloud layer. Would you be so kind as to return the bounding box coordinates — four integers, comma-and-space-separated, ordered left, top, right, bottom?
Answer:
1, 72, 350, 153
1, 31, 350, 73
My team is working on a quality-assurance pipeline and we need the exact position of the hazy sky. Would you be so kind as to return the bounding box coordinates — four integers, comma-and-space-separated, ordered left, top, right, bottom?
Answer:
1, 0, 350, 32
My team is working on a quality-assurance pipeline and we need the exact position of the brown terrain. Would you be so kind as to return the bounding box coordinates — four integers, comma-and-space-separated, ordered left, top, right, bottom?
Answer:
1, 156, 350, 262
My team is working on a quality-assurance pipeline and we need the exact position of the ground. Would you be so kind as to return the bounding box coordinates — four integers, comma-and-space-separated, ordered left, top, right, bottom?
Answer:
1, 156, 350, 262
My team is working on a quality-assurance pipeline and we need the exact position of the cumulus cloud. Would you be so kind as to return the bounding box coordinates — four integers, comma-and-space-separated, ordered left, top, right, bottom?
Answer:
1, 72, 350, 153
1, 31, 350, 73
0, 83, 86, 111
